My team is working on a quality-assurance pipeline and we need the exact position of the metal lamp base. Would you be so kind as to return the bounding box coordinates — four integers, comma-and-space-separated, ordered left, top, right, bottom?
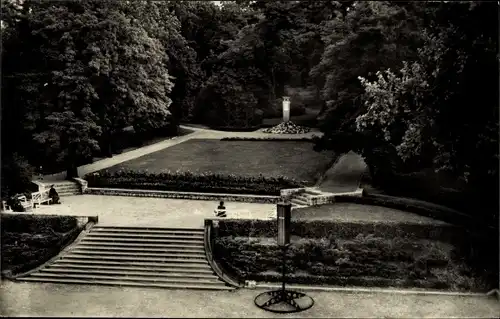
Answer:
254, 289, 314, 313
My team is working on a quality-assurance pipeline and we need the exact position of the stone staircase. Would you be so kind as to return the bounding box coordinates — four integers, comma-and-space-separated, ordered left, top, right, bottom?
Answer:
16, 226, 233, 290
40, 180, 82, 197
289, 188, 323, 208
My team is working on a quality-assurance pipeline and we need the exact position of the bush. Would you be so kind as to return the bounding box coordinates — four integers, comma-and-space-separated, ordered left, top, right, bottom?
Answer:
216, 219, 462, 243
1, 215, 83, 276
85, 170, 303, 195
213, 235, 490, 291
220, 137, 316, 142
1, 153, 35, 199
1, 214, 78, 233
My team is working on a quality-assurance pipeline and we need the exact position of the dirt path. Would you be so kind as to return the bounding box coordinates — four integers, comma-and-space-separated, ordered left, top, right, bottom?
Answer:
317, 151, 368, 193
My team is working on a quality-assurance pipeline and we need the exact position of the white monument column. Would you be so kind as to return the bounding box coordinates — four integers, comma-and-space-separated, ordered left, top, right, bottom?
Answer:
282, 96, 290, 122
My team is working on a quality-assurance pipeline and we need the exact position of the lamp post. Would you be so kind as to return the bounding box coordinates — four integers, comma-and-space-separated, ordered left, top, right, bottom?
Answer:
254, 201, 314, 313
282, 96, 290, 123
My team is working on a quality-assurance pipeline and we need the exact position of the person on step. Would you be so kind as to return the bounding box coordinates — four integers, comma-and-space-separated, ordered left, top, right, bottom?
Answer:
214, 201, 226, 218
48, 185, 61, 205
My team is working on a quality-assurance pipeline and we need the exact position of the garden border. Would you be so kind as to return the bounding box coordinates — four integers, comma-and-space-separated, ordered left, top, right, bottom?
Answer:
85, 187, 280, 204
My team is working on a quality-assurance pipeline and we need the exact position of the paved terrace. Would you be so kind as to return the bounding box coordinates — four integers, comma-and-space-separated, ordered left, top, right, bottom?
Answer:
17, 195, 449, 228
1, 281, 498, 317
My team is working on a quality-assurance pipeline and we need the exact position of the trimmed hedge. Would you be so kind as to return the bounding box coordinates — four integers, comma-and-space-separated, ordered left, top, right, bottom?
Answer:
220, 137, 318, 142
207, 125, 263, 132
1, 214, 84, 276
85, 170, 303, 195
215, 219, 464, 244
1, 214, 77, 233
213, 235, 491, 291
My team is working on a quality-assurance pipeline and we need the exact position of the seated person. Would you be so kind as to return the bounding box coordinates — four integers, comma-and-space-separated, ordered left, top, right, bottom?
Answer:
214, 201, 226, 217
48, 185, 61, 204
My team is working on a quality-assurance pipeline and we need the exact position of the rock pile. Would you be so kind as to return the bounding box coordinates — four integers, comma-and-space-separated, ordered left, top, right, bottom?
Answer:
262, 121, 311, 134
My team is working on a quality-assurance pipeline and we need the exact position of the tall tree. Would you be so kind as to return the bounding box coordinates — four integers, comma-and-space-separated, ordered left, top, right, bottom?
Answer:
2, 0, 174, 177
310, 1, 424, 134
355, 1, 498, 220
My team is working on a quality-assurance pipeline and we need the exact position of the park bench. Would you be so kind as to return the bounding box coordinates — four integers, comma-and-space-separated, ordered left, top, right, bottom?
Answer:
2, 195, 33, 211
32, 189, 52, 208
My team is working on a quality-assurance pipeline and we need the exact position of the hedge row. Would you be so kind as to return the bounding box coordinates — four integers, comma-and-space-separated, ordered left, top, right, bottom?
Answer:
213, 235, 490, 291
208, 125, 263, 132
1, 214, 77, 233
215, 219, 463, 244
85, 170, 303, 195
1, 215, 83, 276
249, 272, 451, 290
220, 137, 317, 142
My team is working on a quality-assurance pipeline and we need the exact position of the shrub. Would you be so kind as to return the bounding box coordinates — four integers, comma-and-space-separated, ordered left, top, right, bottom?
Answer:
213, 235, 490, 291
85, 170, 303, 195
1, 214, 78, 233
220, 137, 316, 142
1, 153, 35, 199
1, 215, 83, 276
215, 219, 462, 243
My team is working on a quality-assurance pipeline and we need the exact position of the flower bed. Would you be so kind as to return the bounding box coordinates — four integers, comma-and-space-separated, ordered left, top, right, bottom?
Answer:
262, 121, 311, 134
85, 170, 303, 196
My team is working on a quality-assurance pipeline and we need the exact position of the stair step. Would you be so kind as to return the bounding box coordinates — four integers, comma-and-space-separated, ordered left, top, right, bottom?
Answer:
39, 268, 219, 280
291, 198, 308, 205
86, 232, 204, 240
75, 242, 203, 249
296, 194, 311, 201
47, 263, 215, 274
74, 245, 205, 254
28, 272, 221, 284
81, 237, 204, 245
62, 254, 208, 263
93, 226, 204, 233
69, 250, 206, 259
304, 188, 323, 195
56, 259, 212, 269
16, 277, 231, 290
90, 229, 204, 236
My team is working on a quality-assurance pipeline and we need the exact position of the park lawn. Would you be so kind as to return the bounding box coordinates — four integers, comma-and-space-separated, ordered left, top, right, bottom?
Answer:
104, 139, 336, 185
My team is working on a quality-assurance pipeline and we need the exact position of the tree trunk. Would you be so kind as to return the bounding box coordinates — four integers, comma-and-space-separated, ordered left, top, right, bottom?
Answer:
100, 131, 113, 158
66, 164, 78, 180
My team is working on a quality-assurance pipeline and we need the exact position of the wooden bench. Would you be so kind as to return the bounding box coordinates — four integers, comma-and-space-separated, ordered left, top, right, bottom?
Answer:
2, 195, 33, 211
32, 189, 52, 208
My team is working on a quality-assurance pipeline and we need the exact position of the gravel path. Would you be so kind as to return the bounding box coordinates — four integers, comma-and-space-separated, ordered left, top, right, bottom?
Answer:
1, 281, 498, 318
317, 151, 368, 193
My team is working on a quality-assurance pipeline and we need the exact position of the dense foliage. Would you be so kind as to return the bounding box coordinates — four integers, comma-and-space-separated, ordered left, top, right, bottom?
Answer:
1, 214, 82, 276
2, 1, 498, 226
214, 235, 492, 291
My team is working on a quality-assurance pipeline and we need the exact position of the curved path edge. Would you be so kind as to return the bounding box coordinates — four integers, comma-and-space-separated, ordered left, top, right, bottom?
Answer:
204, 219, 243, 289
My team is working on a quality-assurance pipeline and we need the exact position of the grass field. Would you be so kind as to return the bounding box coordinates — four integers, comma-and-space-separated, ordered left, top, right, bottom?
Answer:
103, 139, 336, 185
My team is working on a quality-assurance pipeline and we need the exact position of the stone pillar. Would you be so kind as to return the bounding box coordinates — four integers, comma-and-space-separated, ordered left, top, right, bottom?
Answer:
282, 96, 290, 122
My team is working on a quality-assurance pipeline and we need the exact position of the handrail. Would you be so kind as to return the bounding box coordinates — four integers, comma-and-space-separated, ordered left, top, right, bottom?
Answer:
203, 219, 243, 288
